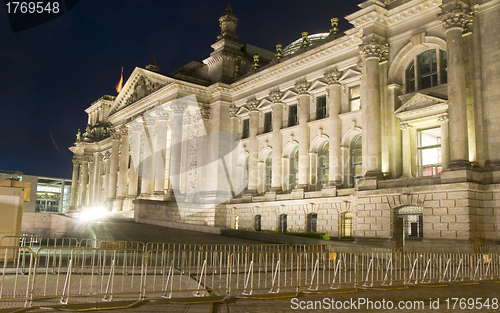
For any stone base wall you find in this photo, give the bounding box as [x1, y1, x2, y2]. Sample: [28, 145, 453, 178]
[134, 199, 216, 226]
[21, 212, 76, 236]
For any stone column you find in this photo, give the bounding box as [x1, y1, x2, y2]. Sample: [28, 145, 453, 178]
[69, 157, 80, 208]
[170, 101, 187, 192]
[78, 156, 90, 207]
[246, 99, 260, 194]
[325, 70, 343, 186]
[115, 127, 129, 210]
[101, 152, 111, 205]
[140, 118, 156, 196]
[154, 111, 169, 195]
[439, 2, 473, 168]
[400, 123, 413, 177]
[108, 131, 121, 203]
[296, 81, 311, 190]
[87, 155, 94, 206]
[360, 40, 387, 178]
[89, 152, 99, 206]
[229, 105, 240, 192]
[439, 114, 450, 170]
[270, 90, 284, 191]
[126, 123, 141, 208]
[94, 153, 102, 205]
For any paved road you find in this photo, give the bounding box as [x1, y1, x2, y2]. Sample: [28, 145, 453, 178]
[83, 217, 265, 245]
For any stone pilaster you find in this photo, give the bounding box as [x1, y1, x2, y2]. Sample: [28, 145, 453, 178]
[108, 131, 121, 205]
[90, 151, 100, 206]
[325, 70, 343, 186]
[296, 80, 311, 190]
[78, 156, 90, 207]
[140, 117, 156, 196]
[246, 98, 260, 194]
[270, 90, 284, 191]
[102, 152, 111, 205]
[360, 40, 388, 180]
[400, 123, 413, 177]
[438, 1, 473, 169]
[126, 122, 141, 210]
[438, 114, 450, 171]
[69, 157, 81, 208]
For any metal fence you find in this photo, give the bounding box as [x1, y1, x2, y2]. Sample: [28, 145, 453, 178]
[1, 236, 499, 310]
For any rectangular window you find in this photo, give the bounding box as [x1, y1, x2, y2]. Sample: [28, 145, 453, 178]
[264, 111, 272, 133]
[418, 127, 442, 176]
[340, 212, 353, 238]
[288, 104, 298, 127]
[418, 50, 438, 89]
[349, 86, 361, 111]
[242, 118, 249, 139]
[316, 95, 327, 119]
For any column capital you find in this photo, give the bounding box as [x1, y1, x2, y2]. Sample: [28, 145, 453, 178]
[295, 80, 311, 95]
[110, 130, 121, 140]
[245, 98, 260, 111]
[143, 116, 156, 126]
[129, 122, 142, 132]
[360, 40, 389, 61]
[269, 89, 284, 103]
[72, 157, 83, 165]
[82, 155, 93, 162]
[400, 122, 413, 130]
[324, 69, 343, 85]
[200, 105, 210, 120]
[229, 104, 239, 118]
[103, 151, 111, 161]
[156, 110, 170, 121]
[170, 101, 188, 115]
[438, 113, 449, 122]
[438, 1, 473, 31]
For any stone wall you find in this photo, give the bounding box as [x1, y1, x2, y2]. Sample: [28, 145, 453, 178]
[21, 212, 76, 236]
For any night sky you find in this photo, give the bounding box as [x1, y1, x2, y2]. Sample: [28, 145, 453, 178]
[0, 0, 360, 179]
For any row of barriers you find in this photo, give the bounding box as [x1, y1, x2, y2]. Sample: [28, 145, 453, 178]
[1, 242, 499, 309]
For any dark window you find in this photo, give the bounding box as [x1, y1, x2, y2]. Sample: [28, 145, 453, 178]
[288, 104, 298, 127]
[264, 112, 272, 133]
[265, 152, 272, 192]
[316, 95, 327, 120]
[317, 141, 329, 190]
[306, 213, 318, 232]
[278, 214, 287, 232]
[255, 215, 262, 231]
[243, 157, 249, 191]
[418, 50, 438, 89]
[289, 147, 299, 191]
[406, 60, 416, 93]
[351, 134, 362, 187]
[242, 118, 250, 139]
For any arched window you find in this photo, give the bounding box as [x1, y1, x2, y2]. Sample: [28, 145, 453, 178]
[317, 141, 329, 190]
[278, 214, 287, 232]
[306, 213, 318, 232]
[405, 49, 447, 93]
[265, 152, 272, 192]
[397, 206, 423, 240]
[243, 157, 249, 191]
[254, 214, 262, 231]
[351, 134, 362, 187]
[289, 147, 299, 191]
[340, 211, 353, 238]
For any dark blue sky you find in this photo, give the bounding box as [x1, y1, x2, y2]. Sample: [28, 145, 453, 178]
[0, 0, 360, 179]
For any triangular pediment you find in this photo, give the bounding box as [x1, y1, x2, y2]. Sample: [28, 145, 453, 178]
[308, 80, 327, 92]
[395, 93, 448, 115]
[258, 98, 271, 109]
[281, 90, 298, 102]
[108, 68, 173, 116]
[339, 68, 361, 82]
[236, 105, 248, 115]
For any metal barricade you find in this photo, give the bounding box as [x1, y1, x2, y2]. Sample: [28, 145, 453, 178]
[31, 247, 144, 305]
[247, 244, 292, 253]
[201, 244, 247, 255]
[404, 252, 441, 285]
[0, 246, 34, 308]
[357, 251, 405, 287]
[299, 251, 356, 292]
[143, 249, 230, 299]
[145, 242, 201, 252]
[229, 251, 300, 297]
[79, 239, 145, 251]
[439, 252, 473, 282]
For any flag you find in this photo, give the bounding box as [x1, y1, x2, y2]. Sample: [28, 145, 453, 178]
[115, 67, 123, 93]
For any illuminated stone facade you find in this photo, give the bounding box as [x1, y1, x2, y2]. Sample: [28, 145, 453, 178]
[70, 0, 500, 245]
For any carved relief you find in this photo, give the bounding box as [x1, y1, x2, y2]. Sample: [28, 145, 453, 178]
[124, 75, 162, 107]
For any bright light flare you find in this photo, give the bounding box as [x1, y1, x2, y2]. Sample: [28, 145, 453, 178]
[76, 206, 108, 223]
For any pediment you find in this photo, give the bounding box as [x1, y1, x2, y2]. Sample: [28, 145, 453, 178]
[258, 98, 271, 109]
[395, 93, 448, 115]
[281, 90, 298, 102]
[308, 80, 327, 92]
[339, 68, 361, 83]
[108, 68, 173, 116]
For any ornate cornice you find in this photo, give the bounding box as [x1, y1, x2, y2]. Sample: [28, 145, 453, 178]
[324, 69, 343, 85]
[360, 40, 389, 60]
[269, 89, 284, 103]
[438, 1, 473, 31]
[295, 80, 311, 95]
